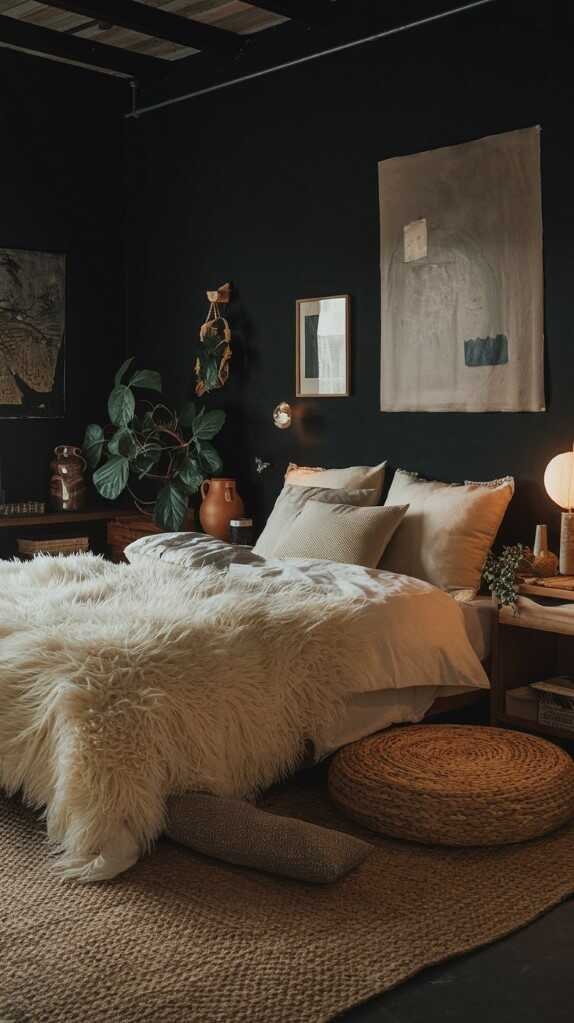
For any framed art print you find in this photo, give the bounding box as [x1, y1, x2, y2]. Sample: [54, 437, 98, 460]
[296, 294, 350, 397]
[0, 247, 66, 418]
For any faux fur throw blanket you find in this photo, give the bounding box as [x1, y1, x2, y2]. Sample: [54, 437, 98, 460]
[0, 554, 382, 881]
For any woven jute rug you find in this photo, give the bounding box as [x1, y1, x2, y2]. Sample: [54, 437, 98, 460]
[1, 776, 574, 1023]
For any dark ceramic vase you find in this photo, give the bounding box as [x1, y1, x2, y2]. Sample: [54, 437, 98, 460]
[49, 445, 88, 512]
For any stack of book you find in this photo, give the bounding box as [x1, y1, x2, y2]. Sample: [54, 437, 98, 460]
[506, 676, 574, 732]
[531, 676, 574, 732]
[0, 500, 46, 517]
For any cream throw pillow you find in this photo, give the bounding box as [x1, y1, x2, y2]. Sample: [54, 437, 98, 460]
[285, 461, 386, 504]
[271, 501, 408, 568]
[380, 470, 515, 597]
[253, 483, 375, 558]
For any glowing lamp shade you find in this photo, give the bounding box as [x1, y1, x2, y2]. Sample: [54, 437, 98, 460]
[544, 452, 574, 512]
[544, 450, 574, 574]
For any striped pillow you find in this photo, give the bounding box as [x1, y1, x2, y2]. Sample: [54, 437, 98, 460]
[271, 501, 408, 568]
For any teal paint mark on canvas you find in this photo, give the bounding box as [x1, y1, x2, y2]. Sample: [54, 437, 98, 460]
[464, 334, 508, 367]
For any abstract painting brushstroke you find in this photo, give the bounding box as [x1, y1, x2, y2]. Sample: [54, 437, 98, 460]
[0, 248, 66, 418]
[464, 335, 509, 367]
[379, 127, 544, 411]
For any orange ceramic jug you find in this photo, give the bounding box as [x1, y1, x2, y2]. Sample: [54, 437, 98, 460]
[199, 478, 244, 542]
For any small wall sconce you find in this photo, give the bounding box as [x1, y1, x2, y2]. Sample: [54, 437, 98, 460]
[273, 402, 292, 430]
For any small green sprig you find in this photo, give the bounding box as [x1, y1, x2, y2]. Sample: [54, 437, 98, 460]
[482, 543, 528, 612]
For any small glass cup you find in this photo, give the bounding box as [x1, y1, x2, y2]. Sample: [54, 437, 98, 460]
[229, 518, 254, 546]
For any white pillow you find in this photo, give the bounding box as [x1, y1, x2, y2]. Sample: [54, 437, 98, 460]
[271, 501, 408, 569]
[284, 461, 386, 504]
[253, 484, 376, 558]
[380, 470, 514, 598]
[125, 532, 265, 570]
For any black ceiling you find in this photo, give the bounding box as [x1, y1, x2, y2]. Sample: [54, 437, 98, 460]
[0, 0, 535, 115]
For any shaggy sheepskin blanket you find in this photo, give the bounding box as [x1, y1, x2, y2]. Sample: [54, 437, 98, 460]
[0, 554, 385, 881]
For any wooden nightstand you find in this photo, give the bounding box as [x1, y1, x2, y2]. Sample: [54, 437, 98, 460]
[107, 515, 167, 563]
[491, 589, 574, 743]
[107, 512, 195, 562]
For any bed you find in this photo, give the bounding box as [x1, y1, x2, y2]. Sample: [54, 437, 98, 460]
[0, 539, 490, 881]
[220, 556, 493, 758]
[0, 462, 510, 881]
[318, 595, 493, 756]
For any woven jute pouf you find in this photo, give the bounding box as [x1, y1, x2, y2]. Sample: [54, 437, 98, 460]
[329, 724, 574, 846]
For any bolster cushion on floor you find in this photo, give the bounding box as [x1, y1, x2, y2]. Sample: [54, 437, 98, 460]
[165, 792, 373, 883]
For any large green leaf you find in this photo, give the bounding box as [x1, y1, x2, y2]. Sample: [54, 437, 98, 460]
[93, 455, 130, 501]
[108, 428, 137, 459]
[193, 409, 226, 441]
[128, 369, 162, 393]
[82, 423, 104, 469]
[177, 456, 203, 493]
[108, 385, 135, 427]
[114, 357, 134, 387]
[134, 445, 162, 479]
[179, 401, 197, 428]
[141, 410, 158, 433]
[198, 441, 223, 474]
[154, 482, 188, 532]
[196, 352, 220, 393]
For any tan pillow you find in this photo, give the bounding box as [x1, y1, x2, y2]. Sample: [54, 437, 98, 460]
[253, 483, 376, 558]
[380, 470, 514, 597]
[285, 461, 386, 503]
[166, 793, 372, 884]
[272, 501, 408, 568]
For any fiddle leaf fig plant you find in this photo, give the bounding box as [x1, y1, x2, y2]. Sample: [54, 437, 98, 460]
[83, 358, 225, 532]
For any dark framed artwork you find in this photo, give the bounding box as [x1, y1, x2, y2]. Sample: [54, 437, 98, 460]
[0, 247, 66, 418]
[296, 295, 350, 397]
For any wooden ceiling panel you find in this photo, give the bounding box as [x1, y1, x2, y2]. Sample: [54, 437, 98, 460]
[0, 0, 287, 72]
[37, 1, 243, 53]
[0, 9, 165, 74]
[75, 22, 197, 61]
[0, 0, 395, 86]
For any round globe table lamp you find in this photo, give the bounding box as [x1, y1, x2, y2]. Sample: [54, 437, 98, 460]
[544, 450, 574, 574]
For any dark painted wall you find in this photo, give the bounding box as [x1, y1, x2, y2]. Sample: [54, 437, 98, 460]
[126, 3, 574, 547]
[0, 50, 127, 503]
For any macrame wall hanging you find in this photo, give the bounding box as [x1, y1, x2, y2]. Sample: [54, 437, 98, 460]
[195, 282, 232, 397]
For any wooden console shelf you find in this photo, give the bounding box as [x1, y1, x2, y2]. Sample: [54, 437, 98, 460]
[0, 508, 135, 560]
[0, 509, 132, 529]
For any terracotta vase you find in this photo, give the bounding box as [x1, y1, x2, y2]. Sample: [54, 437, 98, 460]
[49, 445, 88, 512]
[199, 478, 244, 542]
[532, 523, 558, 577]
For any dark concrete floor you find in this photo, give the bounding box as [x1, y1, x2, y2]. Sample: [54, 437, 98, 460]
[342, 897, 574, 1021]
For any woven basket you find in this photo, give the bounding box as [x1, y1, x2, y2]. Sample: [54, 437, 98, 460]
[17, 536, 90, 558]
[329, 725, 574, 847]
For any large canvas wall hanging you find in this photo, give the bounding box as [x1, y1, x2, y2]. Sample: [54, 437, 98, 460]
[0, 247, 66, 418]
[379, 127, 544, 412]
